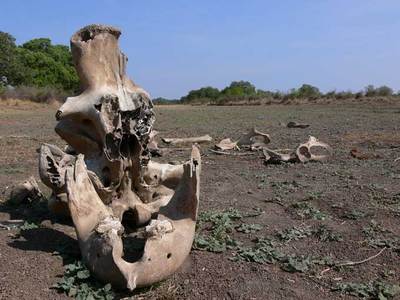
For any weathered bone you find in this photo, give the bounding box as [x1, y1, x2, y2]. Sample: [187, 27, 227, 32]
[263, 149, 297, 164]
[147, 130, 162, 157]
[9, 176, 43, 204]
[38, 24, 202, 290]
[65, 147, 200, 290]
[264, 136, 332, 164]
[215, 127, 270, 151]
[296, 136, 332, 163]
[287, 121, 310, 129]
[162, 134, 212, 145]
[215, 138, 238, 151]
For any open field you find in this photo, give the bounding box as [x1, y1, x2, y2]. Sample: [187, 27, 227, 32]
[1, 102, 400, 299]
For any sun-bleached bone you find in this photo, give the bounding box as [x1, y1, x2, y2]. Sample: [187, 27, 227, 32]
[147, 130, 162, 156]
[9, 177, 43, 204]
[215, 138, 238, 151]
[65, 147, 200, 290]
[296, 136, 332, 163]
[215, 127, 270, 151]
[162, 134, 212, 145]
[264, 136, 332, 164]
[38, 24, 202, 290]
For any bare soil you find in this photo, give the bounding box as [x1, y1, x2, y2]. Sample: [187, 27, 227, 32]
[0, 102, 399, 300]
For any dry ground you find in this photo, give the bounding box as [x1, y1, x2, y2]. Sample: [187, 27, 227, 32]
[0, 102, 400, 299]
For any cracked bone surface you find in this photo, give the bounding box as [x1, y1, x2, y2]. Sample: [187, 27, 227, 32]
[38, 24, 201, 290]
[264, 136, 332, 164]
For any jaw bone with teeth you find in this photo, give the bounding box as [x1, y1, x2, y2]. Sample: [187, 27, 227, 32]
[38, 24, 201, 290]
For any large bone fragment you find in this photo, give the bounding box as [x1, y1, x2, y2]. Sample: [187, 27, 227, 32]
[9, 177, 43, 204]
[215, 127, 270, 151]
[66, 148, 200, 290]
[38, 24, 202, 290]
[264, 136, 332, 164]
[162, 134, 212, 145]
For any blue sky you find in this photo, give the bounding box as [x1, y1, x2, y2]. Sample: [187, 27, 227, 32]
[1, 0, 399, 98]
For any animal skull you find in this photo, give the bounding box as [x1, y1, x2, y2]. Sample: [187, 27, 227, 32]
[264, 136, 332, 164]
[38, 24, 201, 290]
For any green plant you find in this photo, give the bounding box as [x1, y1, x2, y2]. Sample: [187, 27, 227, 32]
[19, 221, 39, 231]
[235, 223, 262, 234]
[291, 202, 328, 220]
[343, 209, 368, 220]
[281, 255, 312, 273]
[276, 226, 313, 242]
[233, 238, 285, 264]
[53, 261, 115, 300]
[194, 209, 242, 253]
[314, 225, 343, 242]
[332, 280, 400, 299]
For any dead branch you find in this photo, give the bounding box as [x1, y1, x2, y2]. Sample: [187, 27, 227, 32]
[319, 247, 386, 277]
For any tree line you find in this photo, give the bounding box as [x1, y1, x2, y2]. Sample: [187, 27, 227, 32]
[1, 31, 397, 105]
[153, 81, 398, 105]
[0, 31, 79, 102]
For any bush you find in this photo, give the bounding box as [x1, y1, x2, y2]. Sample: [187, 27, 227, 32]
[0, 85, 67, 103]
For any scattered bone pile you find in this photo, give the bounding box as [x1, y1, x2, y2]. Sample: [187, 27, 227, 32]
[150, 125, 332, 164]
[37, 25, 202, 291]
[213, 126, 332, 164]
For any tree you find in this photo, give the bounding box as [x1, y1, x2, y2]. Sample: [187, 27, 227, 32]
[0, 31, 25, 85]
[181, 86, 220, 103]
[221, 81, 256, 96]
[365, 85, 376, 97]
[375, 85, 393, 97]
[19, 38, 79, 91]
[296, 84, 320, 99]
[0, 32, 79, 92]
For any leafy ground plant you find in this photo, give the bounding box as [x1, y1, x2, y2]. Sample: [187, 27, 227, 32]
[342, 209, 369, 220]
[276, 226, 313, 242]
[194, 208, 242, 252]
[235, 223, 262, 234]
[332, 280, 400, 299]
[53, 261, 115, 300]
[313, 225, 343, 242]
[291, 202, 329, 220]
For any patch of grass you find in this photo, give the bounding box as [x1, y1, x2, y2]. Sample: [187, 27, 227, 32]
[271, 180, 303, 195]
[314, 225, 343, 242]
[276, 225, 342, 243]
[343, 209, 368, 220]
[53, 261, 115, 300]
[19, 221, 39, 231]
[332, 280, 400, 299]
[281, 255, 313, 273]
[233, 237, 285, 264]
[306, 191, 323, 201]
[276, 226, 313, 242]
[256, 174, 269, 189]
[362, 220, 399, 249]
[291, 202, 329, 220]
[234, 238, 334, 274]
[194, 208, 242, 253]
[235, 223, 262, 234]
